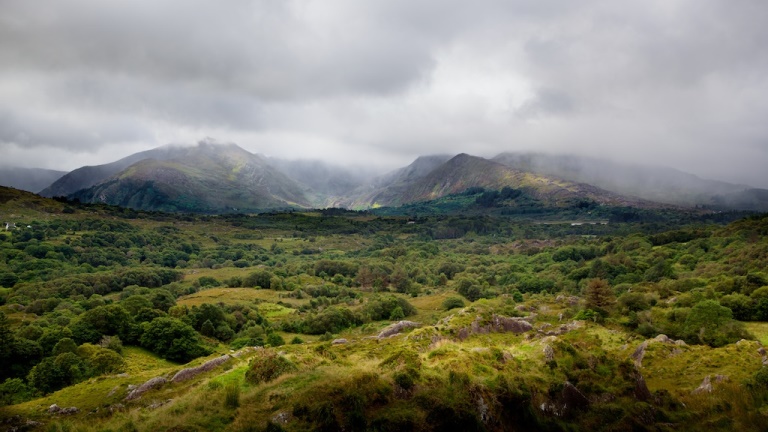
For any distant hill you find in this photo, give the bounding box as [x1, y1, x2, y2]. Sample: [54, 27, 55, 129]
[39, 146, 190, 198]
[0, 167, 65, 193]
[492, 152, 768, 211]
[69, 142, 311, 213]
[343, 154, 651, 209]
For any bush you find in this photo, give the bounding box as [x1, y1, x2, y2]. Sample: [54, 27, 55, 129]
[245, 351, 297, 384]
[267, 333, 286, 347]
[140, 317, 209, 362]
[442, 297, 465, 311]
[363, 296, 416, 321]
[305, 307, 362, 335]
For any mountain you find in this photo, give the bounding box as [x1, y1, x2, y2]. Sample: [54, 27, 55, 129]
[492, 152, 768, 211]
[39, 146, 187, 198]
[0, 167, 66, 193]
[345, 154, 650, 209]
[68, 142, 311, 213]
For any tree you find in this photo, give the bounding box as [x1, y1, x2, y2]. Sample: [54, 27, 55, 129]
[140, 317, 208, 362]
[683, 300, 748, 347]
[585, 278, 615, 311]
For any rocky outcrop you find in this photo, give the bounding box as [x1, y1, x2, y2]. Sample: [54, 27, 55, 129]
[562, 381, 590, 411]
[539, 320, 584, 337]
[457, 314, 533, 340]
[332, 338, 348, 345]
[125, 377, 167, 401]
[543, 345, 555, 362]
[378, 321, 420, 339]
[48, 404, 79, 415]
[171, 355, 231, 383]
[692, 375, 729, 395]
[631, 341, 649, 367]
[633, 370, 653, 401]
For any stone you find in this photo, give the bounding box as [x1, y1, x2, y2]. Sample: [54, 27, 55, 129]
[377, 321, 420, 339]
[543, 345, 555, 362]
[48, 404, 61, 414]
[332, 338, 348, 345]
[171, 355, 231, 383]
[125, 377, 167, 401]
[653, 334, 671, 343]
[633, 370, 653, 402]
[692, 375, 712, 394]
[492, 315, 533, 333]
[631, 341, 649, 368]
[561, 381, 589, 411]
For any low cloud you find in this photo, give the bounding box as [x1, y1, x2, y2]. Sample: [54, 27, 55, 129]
[0, 0, 766, 186]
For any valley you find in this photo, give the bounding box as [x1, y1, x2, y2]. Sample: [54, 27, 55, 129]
[1, 184, 768, 430]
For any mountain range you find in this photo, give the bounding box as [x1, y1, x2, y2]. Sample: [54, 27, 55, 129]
[1, 140, 766, 213]
[0, 166, 65, 194]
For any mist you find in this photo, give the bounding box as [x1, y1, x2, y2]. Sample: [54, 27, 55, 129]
[1, 1, 767, 187]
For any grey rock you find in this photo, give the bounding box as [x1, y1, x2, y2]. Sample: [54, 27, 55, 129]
[125, 376, 167, 401]
[171, 355, 231, 383]
[631, 341, 649, 368]
[692, 375, 712, 394]
[332, 338, 348, 345]
[543, 345, 555, 362]
[48, 404, 60, 414]
[377, 321, 420, 339]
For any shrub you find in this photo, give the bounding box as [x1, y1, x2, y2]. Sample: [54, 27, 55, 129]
[442, 297, 465, 311]
[267, 333, 286, 347]
[140, 317, 209, 362]
[245, 351, 297, 384]
[363, 296, 416, 321]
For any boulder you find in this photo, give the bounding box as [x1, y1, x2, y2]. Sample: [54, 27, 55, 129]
[561, 381, 589, 411]
[125, 376, 167, 401]
[332, 338, 348, 345]
[633, 370, 653, 401]
[692, 375, 712, 394]
[543, 345, 555, 362]
[631, 341, 649, 368]
[492, 315, 533, 333]
[48, 404, 60, 414]
[171, 355, 231, 383]
[377, 321, 420, 339]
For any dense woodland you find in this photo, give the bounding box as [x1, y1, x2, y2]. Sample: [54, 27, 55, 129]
[2, 189, 768, 430]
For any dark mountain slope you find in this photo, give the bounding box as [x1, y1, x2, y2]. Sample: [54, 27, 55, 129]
[0, 167, 66, 193]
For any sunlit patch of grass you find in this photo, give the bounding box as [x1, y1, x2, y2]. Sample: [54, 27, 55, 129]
[744, 322, 768, 346]
[122, 346, 179, 374]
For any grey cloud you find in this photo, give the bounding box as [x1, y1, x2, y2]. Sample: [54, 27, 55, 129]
[0, 0, 767, 187]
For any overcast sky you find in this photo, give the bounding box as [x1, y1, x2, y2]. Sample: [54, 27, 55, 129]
[1, 0, 767, 186]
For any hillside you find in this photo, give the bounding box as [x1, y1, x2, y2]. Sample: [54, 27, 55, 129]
[0, 167, 65, 194]
[68, 142, 311, 213]
[493, 152, 768, 211]
[1, 194, 768, 430]
[350, 154, 653, 209]
[39, 146, 190, 198]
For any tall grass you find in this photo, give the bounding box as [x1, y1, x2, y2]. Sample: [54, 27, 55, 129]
[225, 380, 241, 409]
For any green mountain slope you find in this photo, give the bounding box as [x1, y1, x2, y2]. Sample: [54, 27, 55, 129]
[69, 142, 311, 213]
[493, 152, 768, 211]
[352, 154, 655, 209]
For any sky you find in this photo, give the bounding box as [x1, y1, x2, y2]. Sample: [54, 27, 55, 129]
[1, 0, 767, 187]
